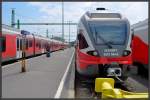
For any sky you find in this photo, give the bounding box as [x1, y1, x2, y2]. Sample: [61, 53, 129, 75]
[2, 2, 148, 42]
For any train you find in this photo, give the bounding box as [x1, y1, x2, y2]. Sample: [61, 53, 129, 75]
[1, 24, 68, 62]
[131, 19, 148, 76]
[75, 8, 133, 81]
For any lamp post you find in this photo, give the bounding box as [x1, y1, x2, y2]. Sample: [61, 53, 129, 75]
[11, 8, 15, 28]
[62, 1, 64, 42]
[68, 21, 72, 44]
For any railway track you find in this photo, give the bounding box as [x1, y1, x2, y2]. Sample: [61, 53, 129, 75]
[75, 72, 148, 99]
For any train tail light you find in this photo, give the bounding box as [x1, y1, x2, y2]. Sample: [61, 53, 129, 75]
[122, 50, 131, 56]
[87, 50, 99, 56]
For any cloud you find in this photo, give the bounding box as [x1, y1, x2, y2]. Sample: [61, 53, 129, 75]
[25, 2, 148, 41]
[88, 2, 148, 24]
[123, 2, 148, 24]
[28, 2, 62, 22]
[28, 2, 148, 24]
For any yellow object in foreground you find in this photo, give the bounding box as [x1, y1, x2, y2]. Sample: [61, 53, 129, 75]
[95, 78, 148, 99]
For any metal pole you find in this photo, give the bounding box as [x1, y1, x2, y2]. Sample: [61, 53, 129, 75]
[13, 22, 77, 25]
[61, 1, 65, 50]
[69, 21, 70, 43]
[11, 9, 15, 27]
[46, 29, 49, 38]
[62, 1, 64, 42]
[17, 19, 20, 29]
[52, 34, 53, 50]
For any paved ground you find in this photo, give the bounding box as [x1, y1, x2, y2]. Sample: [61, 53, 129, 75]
[2, 48, 74, 98]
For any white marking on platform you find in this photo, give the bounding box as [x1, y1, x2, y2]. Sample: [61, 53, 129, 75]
[54, 50, 75, 98]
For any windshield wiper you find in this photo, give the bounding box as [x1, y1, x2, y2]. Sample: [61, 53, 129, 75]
[94, 28, 112, 48]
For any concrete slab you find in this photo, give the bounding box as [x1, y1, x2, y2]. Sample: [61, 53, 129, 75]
[2, 48, 74, 98]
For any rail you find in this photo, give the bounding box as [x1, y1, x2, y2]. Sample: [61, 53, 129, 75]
[95, 78, 148, 99]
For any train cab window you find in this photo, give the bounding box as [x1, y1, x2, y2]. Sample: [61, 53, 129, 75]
[77, 33, 88, 49]
[1, 36, 6, 52]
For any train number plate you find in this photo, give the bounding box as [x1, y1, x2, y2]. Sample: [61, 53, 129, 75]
[104, 49, 119, 56]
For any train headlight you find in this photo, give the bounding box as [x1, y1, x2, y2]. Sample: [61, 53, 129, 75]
[87, 50, 99, 56]
[123, 50, 131, 56]
[93, 51, 98, 56]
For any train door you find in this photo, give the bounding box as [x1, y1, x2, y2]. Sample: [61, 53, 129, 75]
[16, 38, 22, 59]
[41, 41, 44, 53]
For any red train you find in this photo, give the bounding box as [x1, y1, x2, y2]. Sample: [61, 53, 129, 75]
[75, 8, 132, 81]
[1, 24, 68, 62]
[131, 19, 148, 75]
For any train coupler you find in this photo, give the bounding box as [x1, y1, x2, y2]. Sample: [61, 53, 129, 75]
[95, 78, 148, 99]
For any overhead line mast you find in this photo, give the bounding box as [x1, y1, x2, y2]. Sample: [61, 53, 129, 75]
[11, 8, 15, 28]
[62, 1, 64, 42]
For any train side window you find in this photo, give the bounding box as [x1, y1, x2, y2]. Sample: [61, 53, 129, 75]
[20, 39, 22, 50]
[39, 42, 41, 48]
[26, 39, 28, 49]
[17, 39, 19, 50]
[77, 33, 88, 49]
[38, 41, 40, 48]
[1, 36, 6, 52]
[36, 41, 38, 47]
[29, 40, 32, 47]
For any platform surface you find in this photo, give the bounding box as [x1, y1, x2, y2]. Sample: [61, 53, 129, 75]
[2, 48, 74, 98]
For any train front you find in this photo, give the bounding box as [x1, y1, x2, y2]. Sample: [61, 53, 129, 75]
[76, 9, 132, 80]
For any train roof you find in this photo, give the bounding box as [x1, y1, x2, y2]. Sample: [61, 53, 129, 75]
[51, 39, 64, 44]
[34, 35, 64, 44]
[2, 24, 66, 44]
[84, 9, 125, 20]
[131, 19, 148, 29]
[2, 24, 21, 34]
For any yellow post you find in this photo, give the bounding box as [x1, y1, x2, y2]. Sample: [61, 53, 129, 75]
[21, 36, 26, 72]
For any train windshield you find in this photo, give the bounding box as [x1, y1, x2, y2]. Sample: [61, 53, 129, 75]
[89, 21, 127, 45]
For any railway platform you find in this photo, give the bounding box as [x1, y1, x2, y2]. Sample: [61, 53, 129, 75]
[2, 48, 75, 98]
